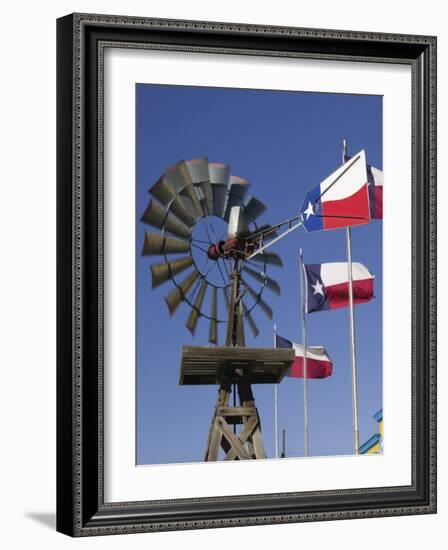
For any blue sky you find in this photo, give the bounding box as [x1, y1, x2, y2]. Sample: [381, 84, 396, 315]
[136, 84, 382, 464]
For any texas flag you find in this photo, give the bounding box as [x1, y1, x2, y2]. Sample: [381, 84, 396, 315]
[344, 153, 383, 219]
[300, 150, 370, 232]
[275, 335, 333, 379]
[304, 262, 374, 313]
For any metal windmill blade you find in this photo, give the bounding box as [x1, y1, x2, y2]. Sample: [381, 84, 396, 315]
[186, 280, 208, 335]
[207, 287, 218, 344]
[222, 286, 230, 311]
[142, 232, 191, 256]
[149, 176, 196, 226]
[242, 280, 274, 320]
[185, 157, 214, 216]
[241, 300, 260, 338]
[242, 266, 281, 295]
[151, 256, 194, 288]
[164, 269, 201, 315]
[141, 199, 192, 240]
[243, 195, 267, 221]
[248, 251, 283, 267]
[164, 161, 204, 219]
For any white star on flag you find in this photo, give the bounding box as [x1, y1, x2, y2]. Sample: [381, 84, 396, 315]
[311, 279, 324, 296]
[303, 201, 314, 220]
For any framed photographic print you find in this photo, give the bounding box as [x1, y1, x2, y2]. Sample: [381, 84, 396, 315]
[56, 13, 437, 536]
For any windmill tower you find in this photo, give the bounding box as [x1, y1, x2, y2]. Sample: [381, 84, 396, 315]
[141, 158, 295, 461]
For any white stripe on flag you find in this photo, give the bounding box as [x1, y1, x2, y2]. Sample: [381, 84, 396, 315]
[371, 165, 383, 188]
[320, 150, 367, 202]
[320, 262, 374, 287]
[291, 342, 331, 362]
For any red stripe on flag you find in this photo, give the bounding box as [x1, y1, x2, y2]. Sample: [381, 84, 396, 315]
[373, 185, 383, 219]
[326, 277, 374, 310]
[288, 356, 333, 379]
[321, 183, 370, 229]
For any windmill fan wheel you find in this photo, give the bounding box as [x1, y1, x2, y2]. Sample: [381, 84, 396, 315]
[140, 157, 284, 345]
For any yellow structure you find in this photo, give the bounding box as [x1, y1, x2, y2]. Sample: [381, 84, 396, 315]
[359, 409, 383, 454]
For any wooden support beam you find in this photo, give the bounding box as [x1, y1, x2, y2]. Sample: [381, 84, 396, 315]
[224, 416, 258, 461]
[217, 406, 257, 417]
[251, 423, 266, 459]
[205, 418, 222, 461]
[218, 419, 251, 460]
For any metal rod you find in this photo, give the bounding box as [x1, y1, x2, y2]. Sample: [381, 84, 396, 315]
[246, 220, 303, 261]
[281, 429, 286, 458]
[274, 323, 279, 459]
[343, 139, 360, 455]
[247, 214, 302, 241]
[299, 248, 309, 457]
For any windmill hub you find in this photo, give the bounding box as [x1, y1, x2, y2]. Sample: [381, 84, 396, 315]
[206, 237, 255, 261]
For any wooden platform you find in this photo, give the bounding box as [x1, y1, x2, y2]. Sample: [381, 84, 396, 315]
[179, 346, 295, 385]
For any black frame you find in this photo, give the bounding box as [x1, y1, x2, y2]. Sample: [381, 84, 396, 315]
[57, 13, 437, 536]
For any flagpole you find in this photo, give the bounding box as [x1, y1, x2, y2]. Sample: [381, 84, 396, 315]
[281, 429, 286, 458]
[273, 323, 279, 459]
[342, 139, 360, 454]
[299, 248, 309, 457]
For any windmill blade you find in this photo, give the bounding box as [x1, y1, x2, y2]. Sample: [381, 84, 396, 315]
[150, 176, 196, 226]
[164, 161, 203, 218]
[142, 232, 190, 256]
[194, 183, 213, 218]
[242, 267, 281, 295]
[197, 183, 214, 216]
[186, 280, 208, 335]
[222, 286, 230, 312]
[248, 251, 283, 267]
[209, 286, 218, 344]
[151, 256, 193, 288]
[141, 200, 192, 240]
[164, 269, 200, 315]
[209, 162, 230, 217]
[243, 281, 273, 320]
[185, 158, 214, 216]
[242, 301, 260, 338]
[243, 196, 266, 221]
[185, 157, 209, 183]
[224, 175, 250, 221]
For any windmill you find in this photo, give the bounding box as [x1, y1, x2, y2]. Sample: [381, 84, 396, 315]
[141, 157, 297, 461]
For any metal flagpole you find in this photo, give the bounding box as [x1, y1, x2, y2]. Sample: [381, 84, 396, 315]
[299, 248, 309, 457]
[281, 429, 286, 458]
[273, 323, 279, 459]
[342, 139, 360, 454]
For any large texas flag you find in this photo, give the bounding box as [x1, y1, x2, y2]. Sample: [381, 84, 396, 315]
[275, 335, 333, 379]
[300, 150, 370, 232]
[304, 262, 374, 313]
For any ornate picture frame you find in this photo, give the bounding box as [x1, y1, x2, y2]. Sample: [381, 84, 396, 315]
[57, 13, 436, 536]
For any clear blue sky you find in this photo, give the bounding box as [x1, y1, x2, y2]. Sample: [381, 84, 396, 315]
[136, 83, 382, 464]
